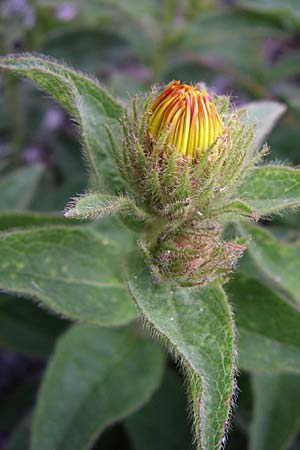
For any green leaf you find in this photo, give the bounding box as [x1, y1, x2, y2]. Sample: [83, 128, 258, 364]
[41, 29, 132, 72]
[0, 54, 123, 190]
[32, 325, 164, 450]
[126, 369, 193, 450]
[128, 256, 235, 450]
[94, 215, 137, 252]
[28, 171, 87, 213]
[250, 373, 300, 450]
[268, 50, 300, 82]
[0, 211, 77, 231]
[183, 9, 279, 68]
[242, 101, 286, 150]
[240, 165, 300, 216]
[38, 0, 159, 64]
[0, 165, 44, 210]
[182, 8, 281, 91]
[236, 0, 300, 28]
[0, 227, 137, 326]
[273, 82, 300, 114]
[0, 294, 67, 357]
[227, 275, 300, 373]
[240, 223, 300, 307]
[65, 192, 147, 223]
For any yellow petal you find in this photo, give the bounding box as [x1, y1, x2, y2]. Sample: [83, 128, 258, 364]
[149, 81, 223, 158]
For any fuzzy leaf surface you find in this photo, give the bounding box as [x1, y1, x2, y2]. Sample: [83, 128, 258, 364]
[250, 373, 300, 450]
[32, 325, 164, 450]
[0, 54, 123, 190]
[128, 256, 235, 450]
[228, 275, 300, 373]
[0, 227, 137, 326]
[240, 165, 300, 216]
[240, 223, 300, 307]
[65, 192, 146, 223]
[65, 193, 123, 219]
[242, 101, 286, 149]
[0, 165, 44, 210]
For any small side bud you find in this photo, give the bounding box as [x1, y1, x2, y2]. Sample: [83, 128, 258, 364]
[149, 221, 246, 287]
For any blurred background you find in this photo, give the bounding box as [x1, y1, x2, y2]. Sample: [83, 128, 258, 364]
[1, 1, 300, 449]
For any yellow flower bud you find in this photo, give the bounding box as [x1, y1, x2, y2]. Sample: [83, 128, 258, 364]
[149, 80, 223, 158]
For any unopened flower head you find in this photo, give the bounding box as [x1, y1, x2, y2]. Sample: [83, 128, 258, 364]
[105, 80, 261, 286]
[148, 80, 223, 158]
[111, 79, 258, 227]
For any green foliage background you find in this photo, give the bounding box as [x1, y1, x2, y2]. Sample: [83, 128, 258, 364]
[1, 1, 300, 449]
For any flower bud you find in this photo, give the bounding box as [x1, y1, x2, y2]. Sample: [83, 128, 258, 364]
[109, 80, 260, 227]
[105, 81, 263, 286]
[149, 80, 223, 158]
[149, 221, 246, 287]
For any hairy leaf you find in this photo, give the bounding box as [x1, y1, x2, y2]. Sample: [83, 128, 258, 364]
[0, 54, 123, 190]
[32, 325, 164, 450]
[128, 256, 235, 450]
[0, 227, 137, 326]
[240, 223, 300, 307]
[228, 275, 300, 373]
[250, 373, 300, 450]
[0, 165, 44, 210]
[240, 165, 300, 216]
[94, 215, 137, 252]
[65, 192, 147, 223]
